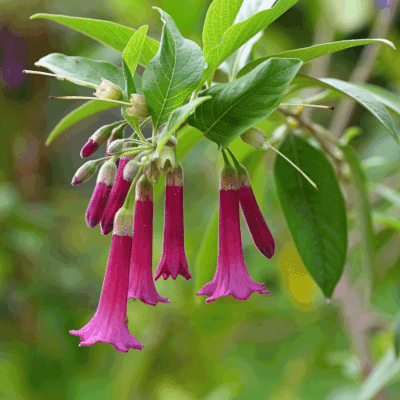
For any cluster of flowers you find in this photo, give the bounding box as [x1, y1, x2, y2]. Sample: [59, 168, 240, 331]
[66, 79, 275, 353]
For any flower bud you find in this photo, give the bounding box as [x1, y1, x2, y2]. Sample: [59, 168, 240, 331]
[81, 123, 115, 158]
[143, 161, 160, 185]
[94, 78, 123, 101]
[107, 139, 125, 155]
[106, 124, 126, 156]
[123, 159, 140, 182]
[240, 127, 267, 149]
[156, 147, 176, 175]
[97, 159, 118, 186]
[113, 207, 133, 237]
[72, 160, 98, 186]
[126, 94, 150, 119]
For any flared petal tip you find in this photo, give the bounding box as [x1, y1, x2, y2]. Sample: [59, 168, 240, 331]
[130, 295, 170, 306]
[154, 262, 192, 281]
[197, 286, 269, 303]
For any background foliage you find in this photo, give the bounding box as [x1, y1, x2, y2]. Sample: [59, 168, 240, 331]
[1, 0, 400, 399]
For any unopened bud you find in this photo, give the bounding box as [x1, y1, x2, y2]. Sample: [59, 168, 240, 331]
[81, 123, 115, 158]
[72, 160, 98, 186]
[156, 147, 176, 175]
[97, 159, 118, 186]
[106, 123, 126, 155]
[143, 160, 160, 185]
[136, 175, 153, 202]
[94, 78, 123, 100]
[126, 94, 151, 119]
[113, 207, 133, 237]
[220, 164, 237, 191]
[123, 159, 140, 182]
[107, 139, 125, 154]
[240, 127, 267, 149]
[287, 116, 299, 129]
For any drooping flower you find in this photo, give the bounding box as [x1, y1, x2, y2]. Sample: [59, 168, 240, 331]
[81, 123, 115, 158]
[237, 164, 275, 259]
[197, 164, 268, 303]
[100, 156, 132, 235]
[70, 208, 144, 353]
[155, 163, 191, 280]
[94, 78, 123, 101]
[86, 159, 117, 228]
[128, 176, 169, 306]
[71, 160, 98, 186]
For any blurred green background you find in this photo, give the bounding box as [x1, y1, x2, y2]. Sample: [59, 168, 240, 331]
[1, 0, 400, 399]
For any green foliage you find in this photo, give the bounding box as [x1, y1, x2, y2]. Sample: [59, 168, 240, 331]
[394, 312, 400, 358]
[123, 26, 149, 78]
[30, 14, 159, 65]
[237, 39, 395, 78]
[274, 134, 348, 298]
[45, 101, 118, 145]
[142, 8, 205, 131]
[189, 58, 302, 149]
[362, 84, 400, 119]
[35, 53, 125, 88]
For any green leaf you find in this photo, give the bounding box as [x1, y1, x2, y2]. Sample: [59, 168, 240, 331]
[361, 84, 400, 119]
[30, 14, 159, 66]
[394, 312, 400, 358]
[237, 39, 395, 78]
[45, 100, 118, 145]
[189, 58, 302, 149]
[142, 8, 205, 131]
[373, 212, 400, 231]
[291, 74, 400, 144]
[373, 184, 400, 209]
[274, 133, 347, 298]
[123, 26, 148, 79]
[156, 97, 211, 153]
[121, 60, 140, 134]
[202, 0, 299, 82]
[35, 53, 124, 89]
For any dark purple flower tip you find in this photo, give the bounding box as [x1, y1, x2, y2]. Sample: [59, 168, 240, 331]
[100, 157, 132, 235]
[155, 164, 191, 281]
[80, 139, 99, 158]
[71, 177, 80, 186]
[86, 182, 112, 228]
[237, 166, 275, 259]
[70, 232, 144, 353]
[128, 177, 169, 306]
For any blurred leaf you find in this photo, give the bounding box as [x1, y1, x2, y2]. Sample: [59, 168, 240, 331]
[373, 184, 400, 209]
[45, 101, 118, 145]
[142, 8, 205, 130]
[30, 14, 159, 66]
[292, 75, 400, 144]
[189, 58, 302, 149]
[394, 312, 400, 358]
[274, 134, 347, 298]
[202, 0, 299, 83]
[237, 39, 395, 78]
[35, 53, 125, 88]
[361, 84, 400, 119]
[156, 97, 211, 153]
[123, 26, 148, 78]
[373, 212, 400, 231]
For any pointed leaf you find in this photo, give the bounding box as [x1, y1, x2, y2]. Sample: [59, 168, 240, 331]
[30, 14, 159, 66]
[291, 74, 400, 144]
[45, 100, 118, 145]
[274, 134, 347, 298]
[142, 8, 205, 131]
[156, 97, 211, 153]
[202, 0, 299, 82]
[361, 84, 400, 119]
[121, 60, 140, 134]
[237, 39, 395, 78]
[123, 26, 148, 79]
[35, 53, 124, 89]
[189, 58, 302, 149]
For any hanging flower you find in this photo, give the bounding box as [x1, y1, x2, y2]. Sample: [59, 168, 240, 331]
[128, 176, 169, 306]
[197, 164, 269, 303]
[100, 156, 132, 235]
[70, 208, 144, 353]
[237, 164, 275, 259]
[86, 159, 117, 228]
[155, 163, 192, 280]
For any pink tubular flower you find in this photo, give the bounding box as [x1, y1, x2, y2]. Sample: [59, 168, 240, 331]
[155, 163, 192, 281]
[70, 208, 144, 353]
[100, 156, 132, 235]
[86, 159, 117, 228]
[128, 176, 169, 306]
[197, 165, 269, 303]
[237, 165, 275, 259]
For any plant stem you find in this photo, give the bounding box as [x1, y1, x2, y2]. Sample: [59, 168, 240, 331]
[123, 164, 144, 211]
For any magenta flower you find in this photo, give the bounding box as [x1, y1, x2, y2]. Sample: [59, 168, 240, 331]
[86, 160, 117, 228]
[237, 165, 275, 259]
[155, 164, 192, 281]
[197, 165, 269, 303]
[81, 139, 99, 158]
[70, 208, 144, 353]
[100, 156, 132, 235]
[128, 176, 169, 306]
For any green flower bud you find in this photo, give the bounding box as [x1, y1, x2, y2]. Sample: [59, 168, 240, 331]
[107, 139, 125, 155]
[126, 94, 151, 119]
[123, 159, 140, 182]
[156, 146, 176, 175]
[143, 160, 160, 185]
[72, 160, 98, 186]
[240, 127, 267, 149]
[97, 159, 118, 186]
[94, 78, 123, 100]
